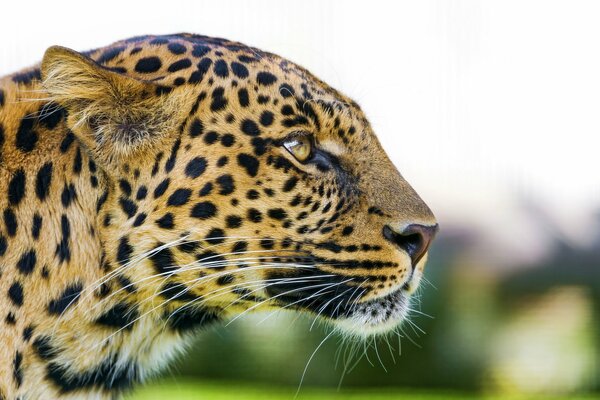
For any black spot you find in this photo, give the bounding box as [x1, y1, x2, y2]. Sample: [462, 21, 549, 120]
[165, 138, 181, 173]
[16, 117, 38, 152]
[56, 215, 71, 262]
[246, 189, 260, 200]
[247, 208, 263, 223]
[17, 250, 36, 275]
[156, 85, 172, 96]
[96, 303, 139, 330]
[14, 351, 23, 387]
[204, 131, 219, 145]
[178, 241, 200, 254]
[199, 182, 213, 197]
[214, 59, 229, 78]
[185, 157, 207, 178]
[119, 197, 138, 218]
[8, 169, 26, 206]
[217, 274, 234, 285]
[231, 62, 249, 78]
[97, 191, 108, 212]
[268, 208, 288, 220]
[73, 148, 82, 174]
[238, 55, 258, 63]
[60, 131, 75, 153]
[117, 237, 133, 265]
[279, 83, 295, 98]
[119, 179, 132, 197]
[6, 312, 16, 325]
[149, 246, 177, 274]
[168, 58, 192, 72]
[260, 238, 275, 249]
[149, 37, 169, 45]
[259, 111, 274, 126]
[153, 178, 171, 198]
[133, 213, 146, 227]
[251, 137, 268, 156]
[283, 176, 298, 192]
[33, 336, 56, 360]
[61, 184, 77, 207]
[8, 282, 24, 307]
[135, 57, 162, 73]
[167, 188, 192, 206]
[0, 235, 7, 256]
[232, 241, 248, 253]
[191, 202, 217, 219]
[45, 354, 139, 393]
[189, 57, 213, 84]
[220, 133, 235, 147]
[0, 89, 4, 107]
[205, 228, 225, 244]
[189, 118, 204, 138]
[237, 153, 259, 177]
[97, 46, 125, 64]
[4, 208, 18, 236]
[12, 69, 41, 85]
[342, 226, 354, 236]
[216, 174, 235, 195]
[257, 71, 277, 86]
[160, 282, 197, 302]
[156, 213, 174, 229]
[47, 283, 83, 315]
[238, 88, 249, 107]
[217, 156, 228, 167]
[168, 42, 187, 55]
[240, 119, 261, 136]
[192, 44, 211, 57]
[35, 162, 53, 200]
[210, 87, 228, 111]
[136, 186, 148, 200]
[110, 66, 128, 75]
[38, 104, 66, 130]
[22, 325, 34, 342]
[226, 215, 242, 229]
[166, 306, 219, 332]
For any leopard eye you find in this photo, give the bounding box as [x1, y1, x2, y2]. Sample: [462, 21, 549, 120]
[283, 135, 312, 162]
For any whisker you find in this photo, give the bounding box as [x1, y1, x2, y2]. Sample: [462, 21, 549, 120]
[295, 328, 335, 398]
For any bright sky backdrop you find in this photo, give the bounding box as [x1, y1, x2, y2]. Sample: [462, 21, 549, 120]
[1, 0, 598, 263]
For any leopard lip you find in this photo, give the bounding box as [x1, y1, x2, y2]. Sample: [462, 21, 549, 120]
[332, 285, 412, 336]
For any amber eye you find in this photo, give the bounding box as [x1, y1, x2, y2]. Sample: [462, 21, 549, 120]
[283, 135, 312, 162]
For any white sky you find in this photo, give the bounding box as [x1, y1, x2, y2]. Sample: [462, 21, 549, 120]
[1, 0, 599, 262]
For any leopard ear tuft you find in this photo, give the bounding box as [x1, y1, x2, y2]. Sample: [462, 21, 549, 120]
[41, 46, 194, 166]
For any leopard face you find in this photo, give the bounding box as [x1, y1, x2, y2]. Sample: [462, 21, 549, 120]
[39, 34, 437, 339]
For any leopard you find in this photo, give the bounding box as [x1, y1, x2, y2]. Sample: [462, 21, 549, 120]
[0, 33, 438, 399]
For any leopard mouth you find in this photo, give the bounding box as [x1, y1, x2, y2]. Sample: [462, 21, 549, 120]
[264, 269, 414, 337]
[332, 285, 411, 337]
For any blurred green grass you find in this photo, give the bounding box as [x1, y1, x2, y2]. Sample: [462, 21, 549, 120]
[126, 380, 596, 400]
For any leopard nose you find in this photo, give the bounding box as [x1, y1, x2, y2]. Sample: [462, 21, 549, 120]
[382, 223, 439, 266]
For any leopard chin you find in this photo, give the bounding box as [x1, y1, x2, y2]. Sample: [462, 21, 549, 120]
[328, 256, 428, 338]
[332, 287, 411, 337]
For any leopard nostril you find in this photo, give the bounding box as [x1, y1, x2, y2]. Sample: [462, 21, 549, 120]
[382, 223, 438, 266]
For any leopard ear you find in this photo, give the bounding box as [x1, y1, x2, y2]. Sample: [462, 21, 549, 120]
[41, 46, 194, 166]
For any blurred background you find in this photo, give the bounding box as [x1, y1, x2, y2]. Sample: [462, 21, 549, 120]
[2, 1, 599, 398]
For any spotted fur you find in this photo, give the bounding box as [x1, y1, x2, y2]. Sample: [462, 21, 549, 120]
[0, 33, 437, 399]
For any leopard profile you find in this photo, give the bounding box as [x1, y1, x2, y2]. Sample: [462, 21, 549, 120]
[0, 34, 437, 399]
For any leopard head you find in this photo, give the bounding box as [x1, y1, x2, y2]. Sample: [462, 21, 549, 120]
[41, 34, 437, 339]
